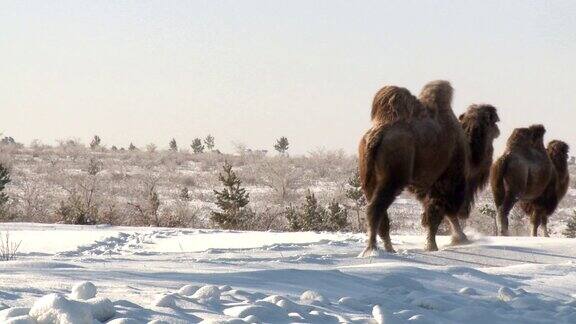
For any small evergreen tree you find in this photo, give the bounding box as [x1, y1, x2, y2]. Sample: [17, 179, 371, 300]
[204, 135, 215, 151]
[128, 143, 137, 151]
[191, 138, 205, 154]
[111, 145, 118, 151]
[146, 143, 157, 153]
[286, 191, 349, 232]
[179, 187, 190, 201]
[169, 138, 178, 151]
[286, 191, 324, 231]
[563, 211, 576, 238]
[148, 190, 161, 226]
[90, 135, 101, 150]
[0, 137, 16, 146]
[274, 137, 290, 155]
[86, 158, 103, 176]
[345, 169, 367, 230]
[0, 163, 10, 208]
[325, 201, 349, 231]
[211, 162, 252, 229]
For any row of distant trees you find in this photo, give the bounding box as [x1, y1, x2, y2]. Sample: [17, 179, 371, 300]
[89, 134, 291, 155]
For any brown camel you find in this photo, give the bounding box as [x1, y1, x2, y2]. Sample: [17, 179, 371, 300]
[491, 125, 569, 236]
[359, 80, 472, 254]
[456, 105, 500, 234]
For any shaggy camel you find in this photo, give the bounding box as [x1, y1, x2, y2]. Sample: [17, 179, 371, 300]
[456, 105, 500, 231]
[491, 126, 569, 236]
[359, 80, 485, 254]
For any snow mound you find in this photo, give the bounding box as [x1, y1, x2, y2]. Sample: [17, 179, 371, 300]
[458, 287, 478, 296]
[152, 293, 176, 308]
[177, 284, 199, 296]
[85, 297, 115, 322]
[223, 305, 289, 322]
[70, 281, 97, 300]
[106, 318, 141, 324]
[0, 307, 31, 321]
[192, 285, 221, 301]
[338, 296, 366, 311]
[29, 294, 93, 324]
[299, 290, 328, 304]
[498, 287, 516, 302]
[4, 315, 37, 324]
[243, 315, 260, 323]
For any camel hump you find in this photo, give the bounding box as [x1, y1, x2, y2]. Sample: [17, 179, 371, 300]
[418, 80, 453, 112]
[371, 86, 423, 124]
[506, 127, 533, 149]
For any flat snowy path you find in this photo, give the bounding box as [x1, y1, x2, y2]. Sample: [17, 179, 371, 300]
[0, 223, 575, 323]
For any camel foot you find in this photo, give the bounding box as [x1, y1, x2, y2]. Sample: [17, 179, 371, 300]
[450, 235, 470, 246]
[424, 242, 439, 252]
[358, 247, 380, 258]
[383, 244, 396, 254]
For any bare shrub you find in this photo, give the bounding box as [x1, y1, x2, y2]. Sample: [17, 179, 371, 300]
[0, 232, 21, 261]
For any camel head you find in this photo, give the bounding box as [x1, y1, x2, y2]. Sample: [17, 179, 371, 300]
[459, 104, 500, 165]
[547, 140, 569, 162]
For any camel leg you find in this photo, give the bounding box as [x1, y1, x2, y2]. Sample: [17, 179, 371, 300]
[378, 210, 395, 253]
[530, 211, 541, 237]
[497, 195, 516, 236]
[541, 215, 550, 237]
[447, 215, 469, 245]
[361, 193, 382, 257]
[361, 183, 399, 256]
[422, 202, 444, 252]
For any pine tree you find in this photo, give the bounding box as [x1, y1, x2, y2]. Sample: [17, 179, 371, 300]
[286, 191, 349, 232]
[191, 138, 205, 154]
[0, 163, 10, 208]
[345, 169, 367, 230]
[286, 191, 324, 231]
[204, 135, 215, 151]
[211, 162, 252, 229]
[325, 201, 349, 231]
[169, 138, 178, 151]
[563, 211, 576, 238]
[129, 143, 137, 151]
[179, 187, 190, 201]
[86, 158, 103, 176]
[274, 136, 289, 155]
[90, 135, 101, 150]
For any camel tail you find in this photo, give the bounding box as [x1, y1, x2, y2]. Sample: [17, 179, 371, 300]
[359, 126, 385, 201]
[490, 155, 509, 207]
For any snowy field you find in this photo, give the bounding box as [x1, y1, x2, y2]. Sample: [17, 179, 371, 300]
[1, 224, 576, 323]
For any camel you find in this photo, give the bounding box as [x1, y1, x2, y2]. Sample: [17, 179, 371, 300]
[359, 80, 494, 254]
[491, 126, 569, 236]
[456, 104, 500, 237]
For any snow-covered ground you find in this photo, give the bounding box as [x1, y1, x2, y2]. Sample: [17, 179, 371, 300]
[1, 223, 576, 323]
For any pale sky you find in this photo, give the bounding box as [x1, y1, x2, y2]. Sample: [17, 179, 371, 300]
[1, 1, 575, 155]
